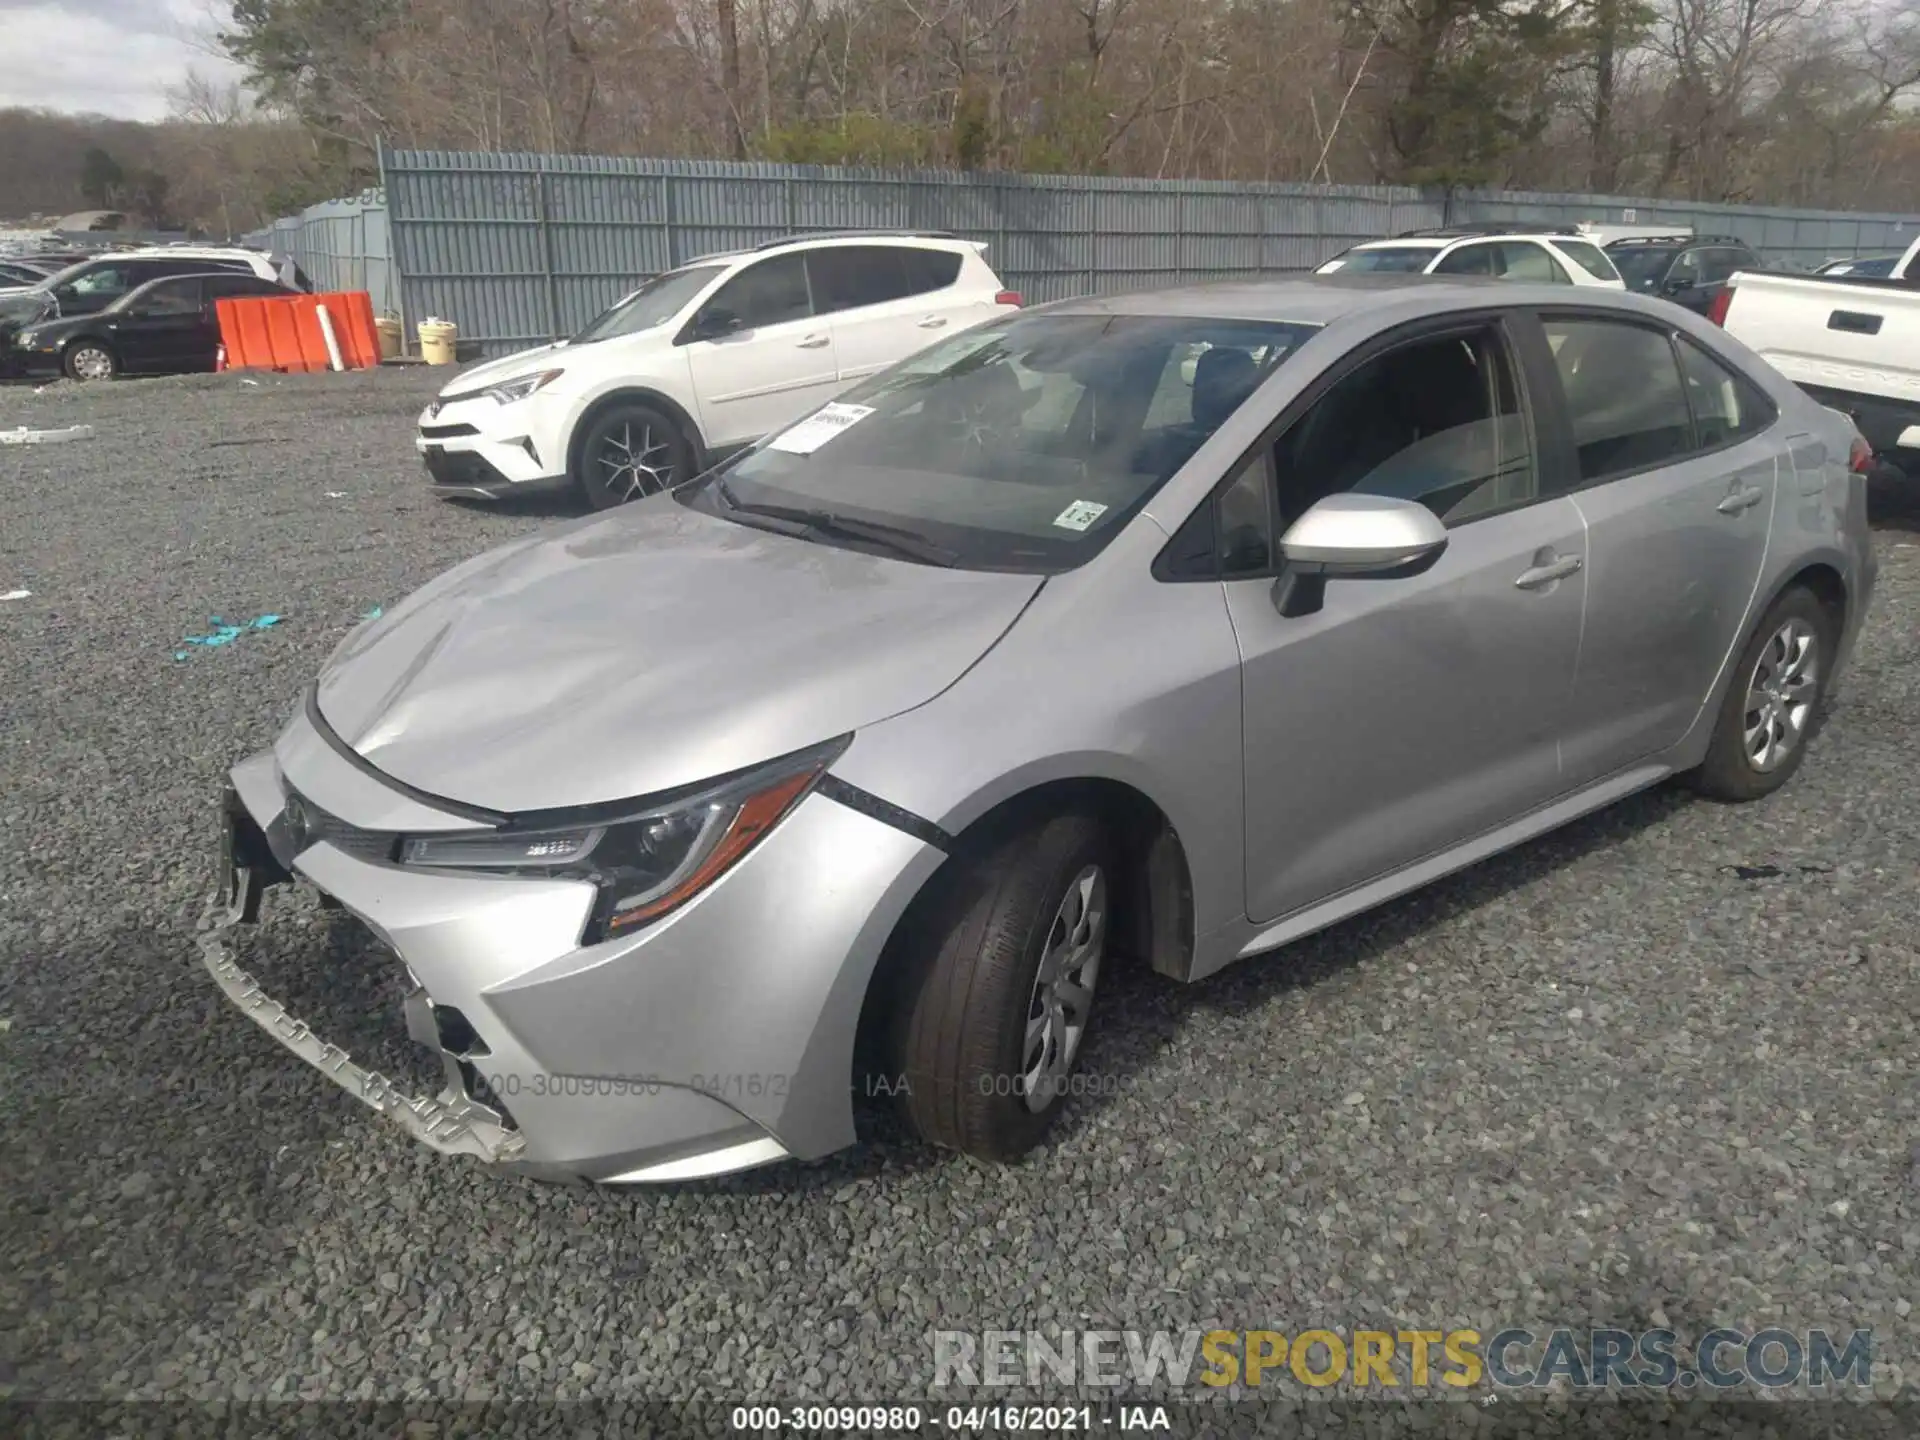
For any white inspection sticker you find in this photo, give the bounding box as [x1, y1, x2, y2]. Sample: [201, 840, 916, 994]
[767, 402, 874, 455]
[1052, 499, 1109, 532]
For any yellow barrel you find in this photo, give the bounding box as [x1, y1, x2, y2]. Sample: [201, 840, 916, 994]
[417, 318, 459, 366]
[374, 315, 403, 361]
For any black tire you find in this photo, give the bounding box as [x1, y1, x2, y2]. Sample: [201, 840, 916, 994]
[62, 340, 117, 382]
[888, 812, 1116, 1161]
[1689, 585, 1835, 802]
[570, 402, 694, 511]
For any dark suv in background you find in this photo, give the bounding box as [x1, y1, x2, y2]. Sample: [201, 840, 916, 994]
[1604, 234, 1762, 316]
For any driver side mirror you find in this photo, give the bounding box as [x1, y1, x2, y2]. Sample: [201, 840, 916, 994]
[1662, 273, 1693, 295]
[1270, 493, 1448, 618]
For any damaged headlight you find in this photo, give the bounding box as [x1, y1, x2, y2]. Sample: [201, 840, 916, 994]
[398, 735, 848, 943]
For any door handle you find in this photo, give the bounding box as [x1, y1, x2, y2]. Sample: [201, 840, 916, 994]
[1717, 485, 1766, 515]
[797, 333, 830, 349]
[916, 315, 949, 329]
[1514, 553, 1583, 590]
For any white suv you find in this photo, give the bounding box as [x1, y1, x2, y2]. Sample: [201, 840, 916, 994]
[417, 231, 1020, 508]
[1316, 227, 1627, 288]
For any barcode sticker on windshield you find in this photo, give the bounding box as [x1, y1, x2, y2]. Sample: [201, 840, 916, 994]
[1052, 500, 1109, 532]
[768, 402, 874, 455]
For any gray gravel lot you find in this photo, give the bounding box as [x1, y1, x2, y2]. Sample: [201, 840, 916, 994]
[2, 368, 1917, 1413]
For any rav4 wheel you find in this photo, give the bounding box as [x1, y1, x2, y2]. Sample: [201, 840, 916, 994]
[889, 813, 1115, 1161]
[64, 341, 117, 382]
[1690, 585, 1834, 802]
[572, 402, 694, 511]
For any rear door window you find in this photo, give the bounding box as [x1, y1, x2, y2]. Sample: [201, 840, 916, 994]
[809, 245, 964, 314]
[902, 247, 963, 293]
[808, 246, 915, 313]
[1677, 337, 1774, 448]
[1543, 318, 1692, 480]
[1433, 244, 1498, 277]
[130, 278, 204, 316]
[1496, 242, 1572, 283]
[1554, 239, 1620, 282]
[1697, 249, 1740, 284]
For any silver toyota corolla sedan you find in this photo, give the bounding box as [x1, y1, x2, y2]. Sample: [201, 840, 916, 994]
[208, 275, 1877, 1184]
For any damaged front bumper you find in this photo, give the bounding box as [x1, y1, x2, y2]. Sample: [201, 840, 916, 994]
[197, 915, 528, 1165]
[201, 708, 945, 1185]
[206, 789, 529, 1167]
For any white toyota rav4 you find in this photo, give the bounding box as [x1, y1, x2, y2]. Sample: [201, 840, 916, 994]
[1316, 226, 1628, 289]
[416, 231, 1020, 508]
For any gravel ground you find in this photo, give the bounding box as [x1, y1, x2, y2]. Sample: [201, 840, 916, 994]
[2, 368, 1918, 1415]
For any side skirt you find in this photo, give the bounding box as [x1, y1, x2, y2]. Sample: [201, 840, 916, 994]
[1199, 762, 1673, 977]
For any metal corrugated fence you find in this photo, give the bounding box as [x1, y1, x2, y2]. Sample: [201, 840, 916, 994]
[245, 191, 396, 318]
[248, 149, 1920, 359]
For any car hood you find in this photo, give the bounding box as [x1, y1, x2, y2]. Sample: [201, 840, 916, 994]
[0, 289, 52, 323]
[436, 341, 570, 396]
[314, 500, 1044, 814]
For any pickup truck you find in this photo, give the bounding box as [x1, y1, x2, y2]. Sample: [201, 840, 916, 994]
[1719, 234, 1920, 468]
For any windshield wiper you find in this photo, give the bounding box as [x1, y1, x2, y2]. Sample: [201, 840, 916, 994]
[715, 482, 958, 566]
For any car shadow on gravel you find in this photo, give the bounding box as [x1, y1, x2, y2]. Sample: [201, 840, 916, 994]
[440, 492, 588, 522]
[1040, 777, 1701, 1150]
[677, 778, 1697, 1191]
[1868, 478, 1920, 532]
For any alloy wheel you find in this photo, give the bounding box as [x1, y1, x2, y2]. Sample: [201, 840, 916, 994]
[1743, 616, 1819, 772]
[1019, 864, 1107, 1113]
[595, 422, 676, 503]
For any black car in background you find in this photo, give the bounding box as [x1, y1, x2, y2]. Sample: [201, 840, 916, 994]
[1604, 234, 1762, 315]
[0, 259, 58, 286]
[0, 250, 294, 376]
[10, 272, 295, 381]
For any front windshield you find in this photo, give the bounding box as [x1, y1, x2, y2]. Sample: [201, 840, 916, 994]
[1608, 246, 1676, 289]
[571, 265, 724, 343]
[693, 312, 1318, 573]
[1326, 246, 1438, 273]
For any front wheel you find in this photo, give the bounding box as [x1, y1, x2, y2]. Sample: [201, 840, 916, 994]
[888, 813, 1116, 1161]
[63, 341, 117, 382]
[1689, 585, 1834, 802]
[571, 403, 694, 511]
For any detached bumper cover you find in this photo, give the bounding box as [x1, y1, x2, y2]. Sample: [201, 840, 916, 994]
[196, 911, 527, 1165]
[204, 720, 946, 1182]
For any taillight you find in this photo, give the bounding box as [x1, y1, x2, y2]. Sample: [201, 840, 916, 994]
[994, 290, 1023, 307]
[1706, 287, 1733, 326]
[1849, 435, 1873, 474]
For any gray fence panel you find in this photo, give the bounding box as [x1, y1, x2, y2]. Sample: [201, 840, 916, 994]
[247, 191, 396, 317]
[235, 152, 1920, 359]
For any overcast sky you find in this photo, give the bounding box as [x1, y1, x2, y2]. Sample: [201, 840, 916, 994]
[0, 0, 245, 120]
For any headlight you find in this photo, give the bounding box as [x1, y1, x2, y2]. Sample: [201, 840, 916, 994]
[478, 368, 565, 405]
[13, 330, 37, 347]
[397, 736, 849, 943]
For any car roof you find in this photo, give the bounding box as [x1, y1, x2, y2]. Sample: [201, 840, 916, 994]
[1608, 234, 1750, 249]
[1035, 273, 1667, 326]
[119, 246, 266, 261]
[687, 230, 984, 267]
[1350, 231, 1585, 253]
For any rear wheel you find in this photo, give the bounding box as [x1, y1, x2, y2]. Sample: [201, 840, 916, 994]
[571, 402, 694, 511]
[888, 813, 1115, 1161]
[63, 341, 117, 382]
[1690, 586, 1833, 801]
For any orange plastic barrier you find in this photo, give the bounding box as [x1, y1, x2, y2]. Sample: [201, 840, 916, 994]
[215, 291, 383, 373]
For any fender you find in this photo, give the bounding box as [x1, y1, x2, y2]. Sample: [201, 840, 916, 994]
[565, 384, 711, 476]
